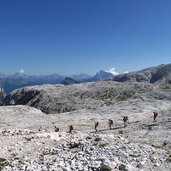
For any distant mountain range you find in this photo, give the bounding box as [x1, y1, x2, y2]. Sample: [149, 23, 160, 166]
[1, 63, 171, 112]
[0, 70, 115, 92]
[1, 63, 171, 93]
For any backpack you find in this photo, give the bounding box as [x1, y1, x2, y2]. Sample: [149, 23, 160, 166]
[70, 125, 73, 130]
[95, 122, 99, 127]
[154, 112, 158, 117]
[123, 116, 128, 122]
[69, 125, 73, 131]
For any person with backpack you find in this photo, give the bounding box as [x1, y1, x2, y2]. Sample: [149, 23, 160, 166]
[69, 125, 74, 133]
[153, 112, 158, 122]
[123, 116, 128, 127]
[108, 119, 113, 129]
[94, 121, 99, 132]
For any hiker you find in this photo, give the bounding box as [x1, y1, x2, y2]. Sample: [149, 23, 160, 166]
[69, 125, 74, 133]
[54, 126, 59, 132]
[153, 112, 158, 122]
[123, 116, 128, 127]
[94, 121, 99, 132]
[108, 119, 113, 129]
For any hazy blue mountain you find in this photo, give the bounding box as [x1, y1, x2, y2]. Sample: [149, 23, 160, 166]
[0, 70, 114, 93]
[70, 73, 92, 81]
[0, 73, 7, 79]
[61, 77, 79, 85]
[61, 71, 114, 85]
[0, 73, 65, 93]
[86, 70, 114, 82]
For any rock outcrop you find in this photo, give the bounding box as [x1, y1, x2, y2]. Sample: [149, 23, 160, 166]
[113, 63, 171, 84]
[0, 88, 5, 105]
[4, 81, 154, 114]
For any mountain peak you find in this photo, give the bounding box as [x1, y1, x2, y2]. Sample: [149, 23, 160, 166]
[105, 68, 119, 76]
[13, 72, 27, 78]
[91, 70, 114, 81]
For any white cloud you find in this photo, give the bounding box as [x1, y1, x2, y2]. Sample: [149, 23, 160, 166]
[18, 69, 25, 74]
[123, 71, 129, 74]
[105, 67, 119, 75]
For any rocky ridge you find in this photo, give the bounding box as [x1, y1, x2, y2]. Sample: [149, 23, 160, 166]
[4, 81, 164, 114]
[113, 63, 171, 84]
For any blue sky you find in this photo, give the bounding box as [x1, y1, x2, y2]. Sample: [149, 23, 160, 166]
[0, 0, 171, 75]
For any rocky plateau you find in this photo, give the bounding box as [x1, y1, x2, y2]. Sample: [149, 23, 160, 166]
[0, 64, 171, 171]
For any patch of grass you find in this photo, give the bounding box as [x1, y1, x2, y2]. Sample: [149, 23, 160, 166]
[116, 93, 134, 101]
[0, 157, 6, 163]
[0, 157, 8, 170]
[151, 144, 164, 149]
[159, 83, 171, 91]
[11, 153, 17, 157]
[14, 157, 20, 160]
[99, 143, 109, 148]
[24, 136, 34, 141]
[166, 153, 171, 162]
[104, 99, 113, 106]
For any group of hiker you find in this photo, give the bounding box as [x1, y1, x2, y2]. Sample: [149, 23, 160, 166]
[54, 112, 159, 133]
